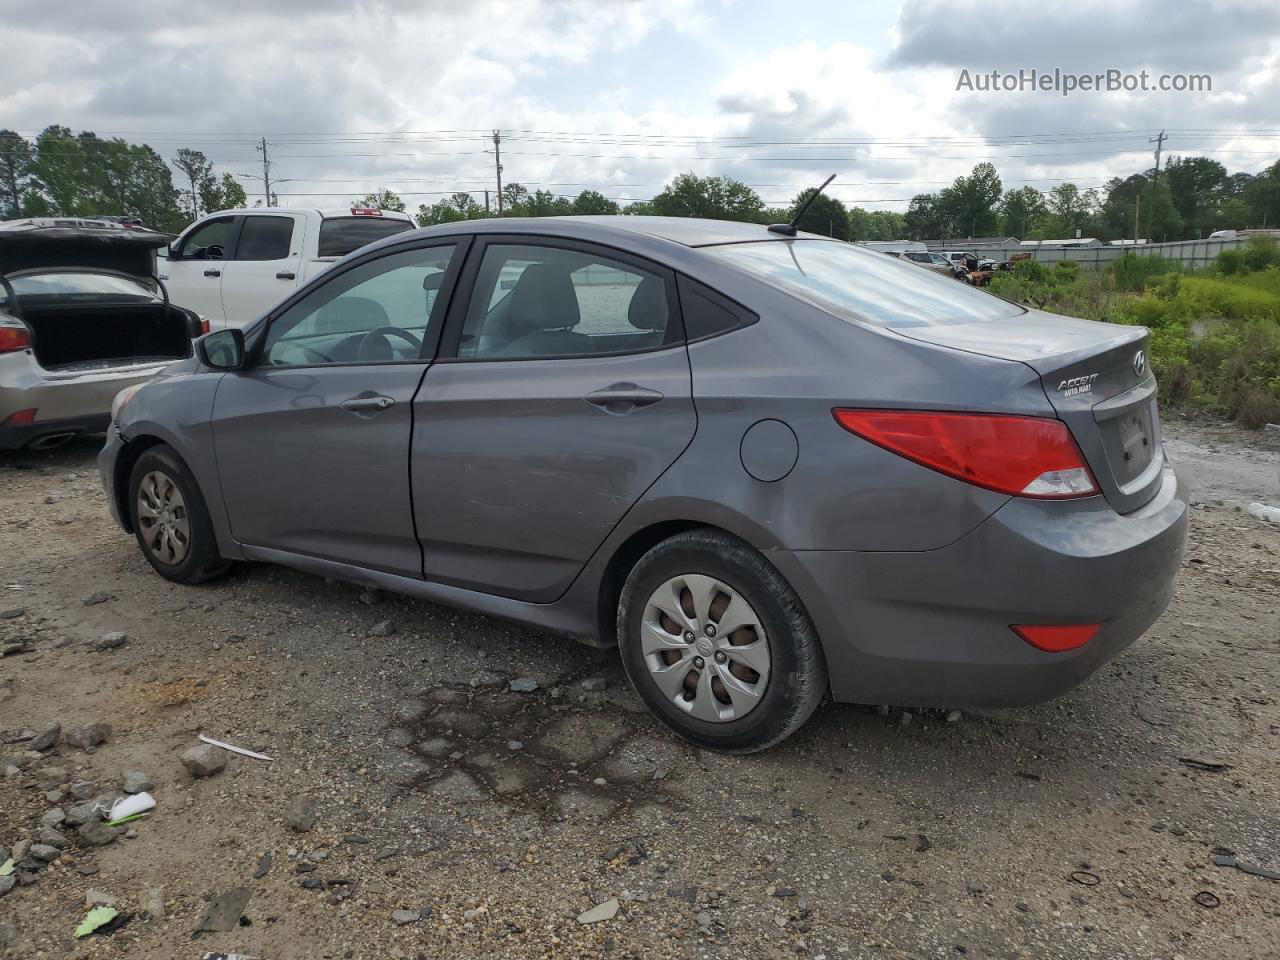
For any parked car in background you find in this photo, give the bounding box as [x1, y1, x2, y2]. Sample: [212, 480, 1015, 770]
[101, 216, 1187, 752]
[1, 218, 202, 451]
[899, 249, 964, 278]
[160, 207, 415, 330]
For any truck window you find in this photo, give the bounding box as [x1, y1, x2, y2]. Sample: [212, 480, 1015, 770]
[317, 217, 414, 258]
[235, 216, 294, 261]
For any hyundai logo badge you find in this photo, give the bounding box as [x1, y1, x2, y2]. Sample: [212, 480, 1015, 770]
[1133, 350, 1146, 376]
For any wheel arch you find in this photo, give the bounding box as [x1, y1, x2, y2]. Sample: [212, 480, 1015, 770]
[112, 434, 170, 533]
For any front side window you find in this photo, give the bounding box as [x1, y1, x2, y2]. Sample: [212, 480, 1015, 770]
[703, 240, 1024, 329]
[235, 216, 294, 261]
[179, 217, 236, 260]
[262, 244, 455, 366]
[457, 243, 673, 359]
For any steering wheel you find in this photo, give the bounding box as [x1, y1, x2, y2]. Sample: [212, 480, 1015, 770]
[356, 326, 422, 361]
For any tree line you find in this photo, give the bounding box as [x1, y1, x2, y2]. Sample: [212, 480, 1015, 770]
[0, 125, 247, 232]
[6, 123, 1280, 243]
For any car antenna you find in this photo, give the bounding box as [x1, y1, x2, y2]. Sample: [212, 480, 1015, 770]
[768, 173, 837, 237]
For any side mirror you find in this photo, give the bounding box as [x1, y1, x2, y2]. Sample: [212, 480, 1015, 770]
[199, 328, 246, 370]
[164, 242, 178, 259]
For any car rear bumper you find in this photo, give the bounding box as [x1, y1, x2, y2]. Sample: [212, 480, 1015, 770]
[770, 463, 1188, 708]
[0, 358, 169, 451]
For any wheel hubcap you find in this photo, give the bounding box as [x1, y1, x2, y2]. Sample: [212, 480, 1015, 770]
[640, 574, 771, 722]
[136, 470, 190, 565]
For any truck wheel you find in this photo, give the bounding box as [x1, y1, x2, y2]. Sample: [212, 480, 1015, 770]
[128, 445, 230, 584]
[617, 529, 827, 753]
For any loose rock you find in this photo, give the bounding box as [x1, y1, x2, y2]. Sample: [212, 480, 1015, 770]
[65, 723, 111, 750]
[392, 909, 419, 925]
[29, 723, 61, 752]
[121, 770, 153, 794]
[77, 821, 124, 847]
[577, 898, 620, 924]
[94, 631, 127, 651]
[180, 743, 226, 778]
[509, 677, 539, 693]
[284, 796, 318, 832]
[142, 887, 165, 919]
[82, 592, 112, 605]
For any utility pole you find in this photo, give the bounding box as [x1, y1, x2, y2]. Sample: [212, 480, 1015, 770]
[1134, 191, 1141, 245]
[256, 137, 273, 207]
[1149, 130, 1167, 182]
[493, 130, 503, 215]
[484, 189, 490, 215]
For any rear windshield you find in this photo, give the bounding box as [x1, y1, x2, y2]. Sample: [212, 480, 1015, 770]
[1, 272, 156, 305]
[703, 240, 1023, 328]
[316, 217, 414, 258]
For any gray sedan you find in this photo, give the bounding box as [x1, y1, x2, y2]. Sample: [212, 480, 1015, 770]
[99, 216, 1187, 751]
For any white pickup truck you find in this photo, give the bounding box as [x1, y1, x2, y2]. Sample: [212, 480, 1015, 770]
[159, 207, 415, 329]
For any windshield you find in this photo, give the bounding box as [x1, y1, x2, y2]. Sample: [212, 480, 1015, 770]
[702, 240, 1023, 328]
[317, 217, 414, 258]
[0, 271, 156, 306]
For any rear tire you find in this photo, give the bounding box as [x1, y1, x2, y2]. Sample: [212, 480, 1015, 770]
[617, 529, 827, 753]
[127, 444, 229, 584]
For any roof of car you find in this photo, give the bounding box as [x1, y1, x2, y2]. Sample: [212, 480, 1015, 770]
[207, 207, 415, 221]
[398, 215, 832, 248]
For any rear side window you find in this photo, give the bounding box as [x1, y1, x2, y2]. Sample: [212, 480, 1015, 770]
[317, 217, 414, 258]
[235, 216, 294, 261]
[677, 276, 756, 340]
[703, 240, 1023, 328]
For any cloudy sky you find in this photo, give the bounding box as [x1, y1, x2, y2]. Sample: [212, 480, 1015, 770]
[3, 0, 1278, 213]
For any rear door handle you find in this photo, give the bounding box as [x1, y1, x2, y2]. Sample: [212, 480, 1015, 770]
[341, 394, 395, 415]
[583, 382, 664, 414]
[203, 269, 221, 278]
[276, 271, 296, 280]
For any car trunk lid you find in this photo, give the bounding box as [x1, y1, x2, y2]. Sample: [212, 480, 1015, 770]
[892, 309, 1162, 513]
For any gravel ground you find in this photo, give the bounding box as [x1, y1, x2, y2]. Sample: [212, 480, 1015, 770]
[1, 416, 1278, 960]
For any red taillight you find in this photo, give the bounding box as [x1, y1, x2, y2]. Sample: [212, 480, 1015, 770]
[0, 327, 31, 354]
[832, 409, 1098, 499]
[198, 317, 210, 336]
[2, 408, 37, 427]
[1012, 623, 1100, 652]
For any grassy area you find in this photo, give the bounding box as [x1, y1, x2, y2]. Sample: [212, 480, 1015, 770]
[989, 240, 1280, 428]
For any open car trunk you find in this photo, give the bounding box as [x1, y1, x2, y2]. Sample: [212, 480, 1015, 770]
[23, 301, 191, 371]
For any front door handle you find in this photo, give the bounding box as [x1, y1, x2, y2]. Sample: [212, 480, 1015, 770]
[276, 271, 296, 280]
[341, 394, 395, 416]
[583, 382, 664, 415]
[203, 269, 221, 278]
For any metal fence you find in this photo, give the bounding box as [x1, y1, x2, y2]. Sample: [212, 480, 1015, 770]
[923, 238, 1249, 271]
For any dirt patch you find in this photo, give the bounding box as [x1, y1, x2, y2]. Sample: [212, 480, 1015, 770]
[1, 425, 1279, 960]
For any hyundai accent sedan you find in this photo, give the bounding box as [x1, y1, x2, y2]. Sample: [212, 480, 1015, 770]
[99, 216, 1188, 752]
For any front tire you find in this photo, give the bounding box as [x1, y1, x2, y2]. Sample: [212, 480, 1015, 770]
[617, 529, 827, 753]
[127, 445, 229, 584]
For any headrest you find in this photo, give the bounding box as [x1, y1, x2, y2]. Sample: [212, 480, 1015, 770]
[315, 296, 389, 336]
[627, 276, 668, 332]
[508, 263, 580, 333]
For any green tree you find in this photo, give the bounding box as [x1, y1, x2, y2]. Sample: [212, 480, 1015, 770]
[1164, 155, 1227, 237]
[353, 188, 406, 213]
[621, 199, 657, 216]
[1244, 161, 1280, 229]
[1035, 182, 1099, 238]
[199, 172, 248, 215]
[172, 147, 212, 220]
[0, 129, 34, 218]
[650, 173, 766, 222]
[787, 187, 848, 239]
[936, 162, 1002, 237]
[866, 210, 907, 240]
[904, 193, 947, 239]
[1139, 178, 1182, 242]
[570, 189, 618, 216]
[32, 125, 90, 215]
[998, 186, 1048, 238]
[501, 182, 530, 212]
[1101, 174, 1147, 239]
